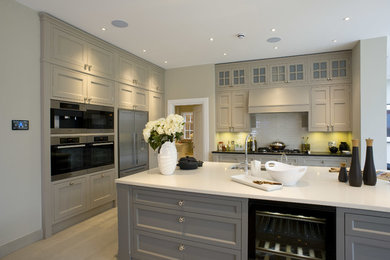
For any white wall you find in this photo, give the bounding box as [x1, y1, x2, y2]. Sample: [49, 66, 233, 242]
[0, 0, 41, 253]
[165, 64, 215, 160]
[352, 37, 388, 169]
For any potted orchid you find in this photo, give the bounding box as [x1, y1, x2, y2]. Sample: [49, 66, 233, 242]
[143, 114, 184, 175]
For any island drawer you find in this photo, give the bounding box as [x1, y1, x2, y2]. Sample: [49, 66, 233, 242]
[132, 187, 242, 218]
[133, 204, 241, 249]
[132, 229, 241, 260]
[345, 213, 390, 242]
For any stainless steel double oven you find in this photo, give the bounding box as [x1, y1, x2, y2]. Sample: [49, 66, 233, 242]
[50, 100, 114, 181]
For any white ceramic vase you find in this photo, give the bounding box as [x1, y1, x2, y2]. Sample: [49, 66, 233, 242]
[158, 141, 177, 175]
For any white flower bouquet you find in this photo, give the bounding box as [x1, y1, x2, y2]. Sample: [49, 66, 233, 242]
[143, 114, 185, 152]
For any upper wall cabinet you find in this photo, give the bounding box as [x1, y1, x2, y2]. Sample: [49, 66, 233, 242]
[269, 60, 306, 85]
[47, 25, 115, 79]
[309, 53, 351, 84]
[51, 65, 114, 106]
[118, 54, 148, 89]
[117, 83, 149, 111]
[250, 63, 268, 86]
[216, 64, 248, 88]
[149, 67, 164, 93]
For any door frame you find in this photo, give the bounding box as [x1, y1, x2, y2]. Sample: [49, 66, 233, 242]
[167, 98, 209, 161]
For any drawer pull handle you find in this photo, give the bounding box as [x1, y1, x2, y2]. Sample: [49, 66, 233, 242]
[101, 174, 105, 178]
[178, 217, 185, 223]
[178, 244, 185, 251]
[178, 200, 184, 207]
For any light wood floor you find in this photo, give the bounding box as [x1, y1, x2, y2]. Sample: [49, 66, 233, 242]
[2, 208, 118, 260]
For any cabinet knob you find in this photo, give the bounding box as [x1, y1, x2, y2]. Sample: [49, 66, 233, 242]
[84, 97, 88, 102]
[84, 64, 88, 70]
[101, 173, 105, 178]
[69, 182, 74, 186]
[178, 244, 185, 251]
[178, 217, 185, 223]
[88, 65, 92, 71]
[88, 98, 92, 103]
[178, 200, 184, 207]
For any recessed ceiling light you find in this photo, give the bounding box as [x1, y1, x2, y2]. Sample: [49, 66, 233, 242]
[274, 46, 278, 50]
[111, 20, 128, 28]
[209, 37, 214, 42]
[223, 53, 227, 56]
[267, 37, 281, 43]
[143, 49, 147, 53]
[271, 28, 276, 32]
[101, 27, 106, 31]
[343, 17, 351, 21]
[332, 39, 337, 43]
[164, 61, 168, 64]
[237, 33, 245, 39]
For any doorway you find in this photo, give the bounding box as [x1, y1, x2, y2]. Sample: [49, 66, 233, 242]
[167, 98, 209, 161]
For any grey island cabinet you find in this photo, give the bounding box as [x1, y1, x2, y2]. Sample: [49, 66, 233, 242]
[116, 162, 390, 260]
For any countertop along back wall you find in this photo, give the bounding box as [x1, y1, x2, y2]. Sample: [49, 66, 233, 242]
[0, 0, 42, 256]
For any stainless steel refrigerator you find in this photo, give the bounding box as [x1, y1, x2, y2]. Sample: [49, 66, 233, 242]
[118, 109, 149, 177]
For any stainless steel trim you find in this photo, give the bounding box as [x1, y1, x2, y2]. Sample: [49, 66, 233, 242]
[86, 103, 114, 112]
[256, 210, 326, 224]
[56, 144, 86, 149]
[91, 142, 114, 146]
[51, 136, 88, 145]
[50, 99, 87, 111]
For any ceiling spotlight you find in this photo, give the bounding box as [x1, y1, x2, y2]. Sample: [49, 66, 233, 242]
[164, 61, 168, 64]
[267, 37, 281, 43]
[271, 28, 276, 32]
[274, 46, 278, 50]
[343, 17, 351, 21]
[101, 27, 106, 31]
[209, 37, 214, 42]
[111, 20, 128, 28]
[223, 53, 227, 56]
[332, 39, 337, 43]
[142, 49, 147, 53]
[236, 33, 245, 39]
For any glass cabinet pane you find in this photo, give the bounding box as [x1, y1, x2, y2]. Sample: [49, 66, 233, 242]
[218, 71, 230, 86]
[271, 65, 286, 83]
[233, 69, 245, 85]
[331, 59, 347, 79]
[253, 67, 266, 84]
[289, 64, 304, 82]
[313, 61, 328, 79]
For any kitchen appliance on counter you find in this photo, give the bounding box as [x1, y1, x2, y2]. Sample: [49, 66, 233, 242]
[269, 141, 286, 151]
[50, 100, 114, 134]
[51, 135, 114, 181]
[177, 156, 203, 170]
[118, 109, 149, 178]
[248, 199, 336, 260]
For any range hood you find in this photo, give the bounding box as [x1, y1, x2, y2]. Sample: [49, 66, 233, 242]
[248, 86, 310, 113]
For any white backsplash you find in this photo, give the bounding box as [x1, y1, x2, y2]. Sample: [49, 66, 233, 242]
[251, 112, 308, 149]
[216, 112, 352, 152]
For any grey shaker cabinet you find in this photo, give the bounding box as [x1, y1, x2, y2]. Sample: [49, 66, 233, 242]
[117, 185, 248, 260]
[338, 208, 390, 260]
[89, 170, 115, 209]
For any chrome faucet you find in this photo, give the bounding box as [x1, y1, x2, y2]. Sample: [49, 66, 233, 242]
[244, 130, 257, 175]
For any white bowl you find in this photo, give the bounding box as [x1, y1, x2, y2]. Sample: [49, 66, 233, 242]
[264, 161, 307, 186]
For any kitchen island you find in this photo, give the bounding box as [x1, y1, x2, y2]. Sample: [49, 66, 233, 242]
[116, 162, 390, 260]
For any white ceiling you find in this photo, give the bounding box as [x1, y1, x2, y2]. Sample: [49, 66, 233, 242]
[16, 0, 390, 70]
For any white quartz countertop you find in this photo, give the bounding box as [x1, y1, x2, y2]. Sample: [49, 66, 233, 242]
[116, 162, 390, 213]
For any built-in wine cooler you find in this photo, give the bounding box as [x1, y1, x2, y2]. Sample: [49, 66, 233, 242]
[248, 199, 336, 260]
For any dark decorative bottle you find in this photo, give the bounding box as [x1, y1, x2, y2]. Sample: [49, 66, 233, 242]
[338, 163, 348, 182]
[363, 138, 377, 186]
[349, 139, 362, 187]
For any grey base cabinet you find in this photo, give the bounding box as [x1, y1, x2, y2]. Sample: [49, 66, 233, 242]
[117, 185, 248, 260]
[338, 208, 390, 260]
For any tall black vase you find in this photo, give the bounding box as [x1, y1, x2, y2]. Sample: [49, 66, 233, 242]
[349, 139, 362, 187]
[363, 139, 376, 186]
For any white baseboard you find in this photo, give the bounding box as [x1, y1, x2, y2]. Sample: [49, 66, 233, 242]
[0, 229, 42, 258]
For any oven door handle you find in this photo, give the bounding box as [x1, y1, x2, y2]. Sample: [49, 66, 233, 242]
[91, 142, 114, 146]
[56, 144, 86, 149]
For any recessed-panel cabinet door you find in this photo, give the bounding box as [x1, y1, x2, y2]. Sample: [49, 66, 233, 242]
[216, 93, 231, 131]
[53, 177, 88, 223]
[51, 26, 87, 72]
[231, 91, 249, 131]
[51, 66, 87, 102]
[311, 60, 329, 81]
[133, 88, 149, 111]
[89, 170, 114, 209]
[87, 43, 114, 79]
[310, 87, 330, 131]
[118, 83, 135, 109]
[331, 85, 350, 131]
[345, 236, 390, 260]
[133, 61, 148, 89]
[87, 76, 114, 106]
[118, 55, 135, 85]
[149, 68, 164, 92]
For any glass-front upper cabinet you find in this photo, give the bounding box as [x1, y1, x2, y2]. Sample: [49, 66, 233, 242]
[216, 65, 248, 88]
[251, 65, 267, 85]
[270, 62, 305, 85]
[310, 53, 351, 83]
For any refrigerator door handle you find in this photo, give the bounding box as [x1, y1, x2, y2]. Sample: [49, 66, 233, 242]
[134, 133, 138, 165]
